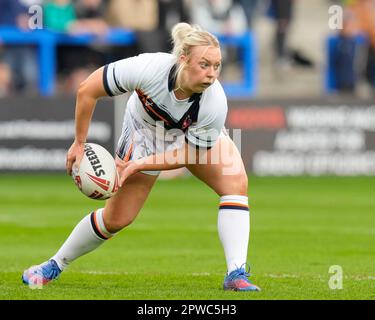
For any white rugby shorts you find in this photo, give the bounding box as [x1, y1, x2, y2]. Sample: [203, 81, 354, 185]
[116, 109, 185, 176]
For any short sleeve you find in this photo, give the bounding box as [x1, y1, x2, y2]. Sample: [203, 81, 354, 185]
[102, 53, 156, 96]
[185, 124, 223, 149]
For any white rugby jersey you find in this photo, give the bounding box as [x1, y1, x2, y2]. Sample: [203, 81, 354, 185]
[103, 52, 228, 149]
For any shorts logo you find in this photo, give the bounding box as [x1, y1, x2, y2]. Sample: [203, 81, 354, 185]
[181, 115, 192, 131]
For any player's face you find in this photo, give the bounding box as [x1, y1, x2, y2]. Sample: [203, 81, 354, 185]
[182, 45, 222, 93]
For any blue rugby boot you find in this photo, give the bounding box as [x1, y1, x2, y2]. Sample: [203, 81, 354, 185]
[22, 259, 61, 288]
[223, 265, 261, 292]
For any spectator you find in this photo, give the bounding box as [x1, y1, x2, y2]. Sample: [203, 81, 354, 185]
[71, 0, 109, 36]
[0, 0, 39, 95]
[105, 0, 158, 33]
[43, 0, 77, 33]
[333, 3, 361, 92]
[189, 0, 247, 35]
[43, 0, 110, 93]
[188, 0, 248, 82]
[267, 0, 314, 72]
[156, 0, 190, 52]
[267, 0, 295, 69]
[106, 0, 189, 54]
[334, 0, 375, 93]
[233, 0, 259, 29]
[43, 0, 108, 35]
[105, 0, 159, 55]
[352, 0, 375, 90]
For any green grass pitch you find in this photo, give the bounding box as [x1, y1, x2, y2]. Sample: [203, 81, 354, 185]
[0, 174, 374, 300]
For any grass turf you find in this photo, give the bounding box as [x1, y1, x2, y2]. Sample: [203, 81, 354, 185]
[0, 174, 374, 300]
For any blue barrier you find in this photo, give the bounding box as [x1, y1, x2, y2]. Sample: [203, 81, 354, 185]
[217, 31, 257, 98]
[0, 27, 135, 96]
[0, 27, 256, 97]
[325, 34, 367, 93]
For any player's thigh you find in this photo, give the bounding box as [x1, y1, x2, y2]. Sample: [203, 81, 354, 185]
[103, 172, 158, 232]
[186, 135, 248, 196]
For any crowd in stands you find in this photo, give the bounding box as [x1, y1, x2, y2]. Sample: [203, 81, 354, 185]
[1, 0, 373, 98]
[333, 0, 375, 94]
[1, 0, 187, 95]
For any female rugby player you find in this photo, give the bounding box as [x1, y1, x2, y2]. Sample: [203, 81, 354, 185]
[22, 22, 260, 292]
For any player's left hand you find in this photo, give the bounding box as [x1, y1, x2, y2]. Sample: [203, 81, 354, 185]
[115, 158, 140, 187]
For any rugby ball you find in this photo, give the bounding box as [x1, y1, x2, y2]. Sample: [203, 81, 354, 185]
[72, 143, 119, 200]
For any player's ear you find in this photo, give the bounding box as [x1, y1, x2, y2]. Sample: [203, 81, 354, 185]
[179, 54, 188, 65]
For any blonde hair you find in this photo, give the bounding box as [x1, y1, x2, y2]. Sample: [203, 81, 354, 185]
[171, 23, 220, 90]
[171, 22, 219, 58]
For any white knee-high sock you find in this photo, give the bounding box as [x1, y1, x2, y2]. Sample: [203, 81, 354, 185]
[218, 195, 250, 274]
[51, 208, 115, 271]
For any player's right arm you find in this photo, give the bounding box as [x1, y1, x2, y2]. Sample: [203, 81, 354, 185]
[66, 66, 108, 175]
[66, 54, 160, 175]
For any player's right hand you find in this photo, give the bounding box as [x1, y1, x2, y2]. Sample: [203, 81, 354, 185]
[66, 140, 85, 176]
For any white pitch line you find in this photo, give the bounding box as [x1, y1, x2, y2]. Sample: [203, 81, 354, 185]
[75, 271, 375, 281]
[78, 270, 217, 276]
[265, 273, 299, 279]
[79, 270, 129, 275]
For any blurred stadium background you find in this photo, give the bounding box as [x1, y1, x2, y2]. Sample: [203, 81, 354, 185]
[1, 0, 374, 299]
